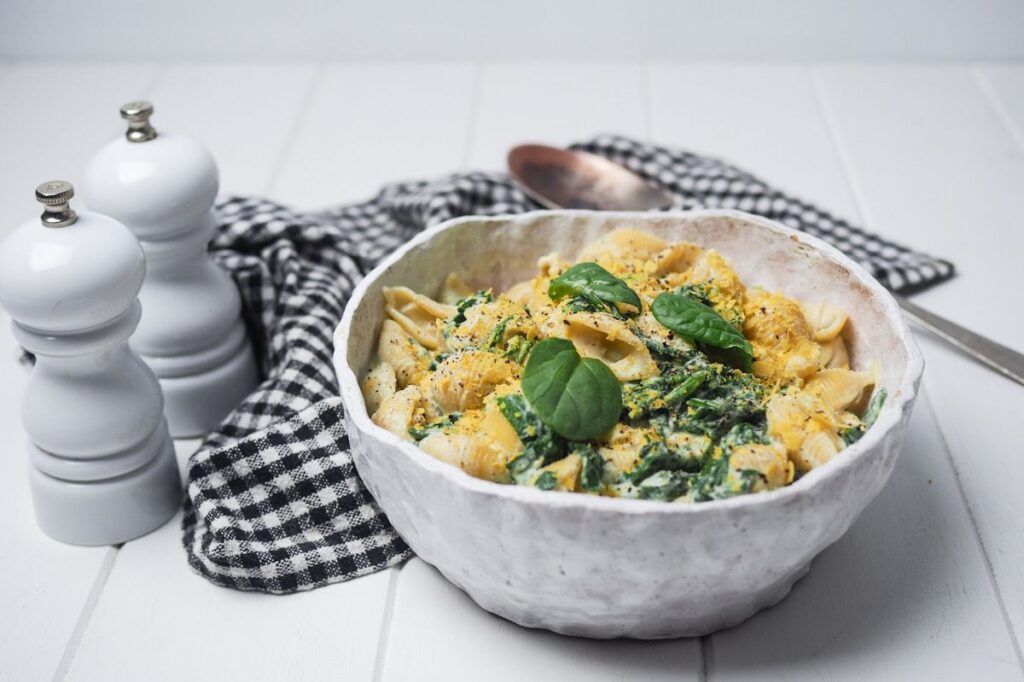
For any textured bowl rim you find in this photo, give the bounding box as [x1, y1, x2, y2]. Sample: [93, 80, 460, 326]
[332, 209, 924, 516]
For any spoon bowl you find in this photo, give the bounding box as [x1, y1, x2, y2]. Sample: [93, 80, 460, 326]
[508, 144, 674, 212]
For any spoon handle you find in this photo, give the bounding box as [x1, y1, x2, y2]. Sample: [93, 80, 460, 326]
[896, 295, 1024, 387]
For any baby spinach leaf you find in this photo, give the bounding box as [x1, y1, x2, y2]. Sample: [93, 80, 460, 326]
[521, 338, 622, 441]
[548, 262, 642, 316]
[651, 292, 754, 371]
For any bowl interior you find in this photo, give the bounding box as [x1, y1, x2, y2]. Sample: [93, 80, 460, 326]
[343, 210, 911, 401]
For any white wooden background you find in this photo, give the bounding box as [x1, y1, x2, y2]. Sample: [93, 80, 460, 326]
[0, 60, 1023, 681]
[3, 0, 1024, 60]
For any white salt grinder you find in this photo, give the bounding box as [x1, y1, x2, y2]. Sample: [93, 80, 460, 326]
[83, 101, 259, 437]
[0, 182, 181, 545]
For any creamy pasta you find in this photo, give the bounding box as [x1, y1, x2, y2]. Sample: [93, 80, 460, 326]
[363, 228, 884, 503]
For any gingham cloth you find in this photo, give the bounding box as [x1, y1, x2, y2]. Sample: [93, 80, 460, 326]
[183, 135, 954, 593]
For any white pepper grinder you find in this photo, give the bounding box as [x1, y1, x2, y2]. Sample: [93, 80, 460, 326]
[83, 101, 259, 437]
[0, 182, 181, 545]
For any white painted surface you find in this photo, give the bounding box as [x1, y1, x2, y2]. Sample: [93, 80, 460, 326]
[648, 62, 860, 218]
[383, 559, 701, 681]
[468, 61, 648, 169]
[711, 394, 1021, 679]
[814, 62, 1024, 664]
[144, 63, 320, 196]
[274, 62, 479, 206]
[52, 62, 402, 681]
[0, 59, 1022, 680]
[67, 509, 392, 682]
[0, 62, 160, 682]
[649, 61, 1024, 678]
[2, 1, 1024, 60]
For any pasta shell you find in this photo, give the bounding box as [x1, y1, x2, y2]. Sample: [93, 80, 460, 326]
[472, 403, 524, 463]
[419, 431, 507, 481]
[793, 430, 842, 472]
[729, 442, 789, 490]
[532, 454, 583, 492]
[526, 295, 566, 337]
[428, 350, 518, 414]
[782, 345, 821, 380]
[818, 336, 850, 369]
[801, 302, 849, 342]
[744, 288, 820, 383]
[438, 273, 475, 305]
[579, 228, 667, 261]
[765, 393, 809, 453]
[383, 286, 456, 350]
[686, 250, 747, 324]
[378, 319, 430, 388]
[635, 308, 696, 356]
[559, 312, 660, 382]
[447, 298, 538, 352]
[598, 424, 652, 476]
[504, 279, 533, 307]
[537, 252, 570, 279]
[804, 368, 873, 413]
[766, 391, 841, 454]
[664, 431, 712, 461]
[371, 386, 425, 441]
[651, 241, 703, 276]
[361, 361, 397, 415]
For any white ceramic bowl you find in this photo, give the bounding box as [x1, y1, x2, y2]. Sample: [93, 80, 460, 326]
[332, 210, 923, 639]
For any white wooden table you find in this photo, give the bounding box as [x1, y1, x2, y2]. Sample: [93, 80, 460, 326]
[1, 60, 1023, 681]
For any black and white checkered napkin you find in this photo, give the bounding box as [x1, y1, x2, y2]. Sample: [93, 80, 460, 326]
[182, 134, 954, 593]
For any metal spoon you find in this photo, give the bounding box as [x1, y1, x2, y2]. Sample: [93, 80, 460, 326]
[508, 144, 674, 211]
[507, 143, 1024, 386]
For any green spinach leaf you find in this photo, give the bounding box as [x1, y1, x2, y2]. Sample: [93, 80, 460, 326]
[651, 292, 753, 371]
[688, 453, 734, 502]
[548, 262, 642, 316]
[408, 413, 461, 442]
[486, 316, 512, 350]
[862, 387, 888, 427]
[719, 422, 768, 451]
[621, 368, 708, 420]
[497, 394, 566, 482]
[652, 358, 766, 440]
[534, 471, 558, 490]
[573, 443, 605, 492]
[840, 388, 888, 445]
[637, 470, 690, 501]
[627, 440, 705, 484]
[503, 335, 534, 364]
[664, 370, 709, 408]
[446, 290, 493, 334]
[521, 338, 622, 441]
